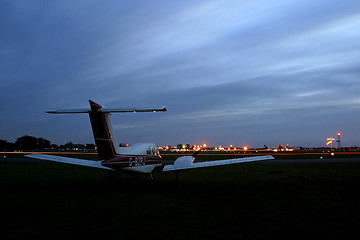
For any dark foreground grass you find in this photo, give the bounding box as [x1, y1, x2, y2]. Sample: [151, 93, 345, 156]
[1, 160, 360, 240]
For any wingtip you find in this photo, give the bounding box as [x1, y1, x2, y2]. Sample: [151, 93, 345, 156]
[46, 110, 57, 114]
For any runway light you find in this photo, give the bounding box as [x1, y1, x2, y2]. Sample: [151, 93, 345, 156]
[331, 152, 335, 156]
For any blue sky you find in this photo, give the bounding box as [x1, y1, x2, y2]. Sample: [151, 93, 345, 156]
[1, 0, 360, 148]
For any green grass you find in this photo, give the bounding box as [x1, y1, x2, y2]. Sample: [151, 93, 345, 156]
[1, 156, 360, 240]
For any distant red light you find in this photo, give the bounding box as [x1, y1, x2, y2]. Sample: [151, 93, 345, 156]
[337, 132, 341, 136]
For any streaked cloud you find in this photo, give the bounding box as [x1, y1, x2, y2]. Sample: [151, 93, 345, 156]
[1, 0, 360, 147]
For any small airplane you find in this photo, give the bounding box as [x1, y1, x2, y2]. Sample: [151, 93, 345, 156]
[26, 100, 274, 182]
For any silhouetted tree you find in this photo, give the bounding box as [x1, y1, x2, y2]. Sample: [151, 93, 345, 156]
[13, 135, 52, 151]
[85, 144, 96, 150]
[14, 135, 38, 150]
[50, 144, 59, 149]
[0, 139, 14, 151]
[38, 138, 51, 149]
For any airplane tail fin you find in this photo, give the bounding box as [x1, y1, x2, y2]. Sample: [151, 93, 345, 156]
[47, 100, 167, 161]
[88, 100, 119, 160]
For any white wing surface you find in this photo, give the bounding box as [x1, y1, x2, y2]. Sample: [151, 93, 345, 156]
[162, 155, 274, 172]
[25, 154, 113, 170]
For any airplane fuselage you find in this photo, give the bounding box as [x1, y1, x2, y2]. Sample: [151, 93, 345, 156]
[101, 154, 162, 174]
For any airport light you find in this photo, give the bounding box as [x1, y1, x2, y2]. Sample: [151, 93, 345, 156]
[243, 146, 248, 151]
[337, 132, 341, 148]
[326, 138, 335, 148]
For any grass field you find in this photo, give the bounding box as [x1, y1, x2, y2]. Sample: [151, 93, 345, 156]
[1, 154, 360, 239]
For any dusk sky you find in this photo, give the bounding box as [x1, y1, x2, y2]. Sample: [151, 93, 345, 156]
[1, 0, 360, 148]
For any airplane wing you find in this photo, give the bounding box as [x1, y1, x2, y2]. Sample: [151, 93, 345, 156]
[25, 154, 113, 170]
[162, 155, 274, 172]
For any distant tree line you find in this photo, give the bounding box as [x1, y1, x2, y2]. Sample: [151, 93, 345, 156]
[0, 135, 50, 151]
[0, 135, 96, 152]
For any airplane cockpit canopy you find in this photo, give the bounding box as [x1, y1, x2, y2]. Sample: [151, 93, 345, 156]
[146, 145, 159, 156]
[119, 143, 159, 156]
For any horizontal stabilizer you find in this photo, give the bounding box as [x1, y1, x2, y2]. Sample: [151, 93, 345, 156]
[47, 107, 167, 114]
[25, 154, 113, 170]
[162, 155, 274, 172]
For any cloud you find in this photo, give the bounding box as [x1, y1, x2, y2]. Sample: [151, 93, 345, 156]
[1, 0, 360, 147]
